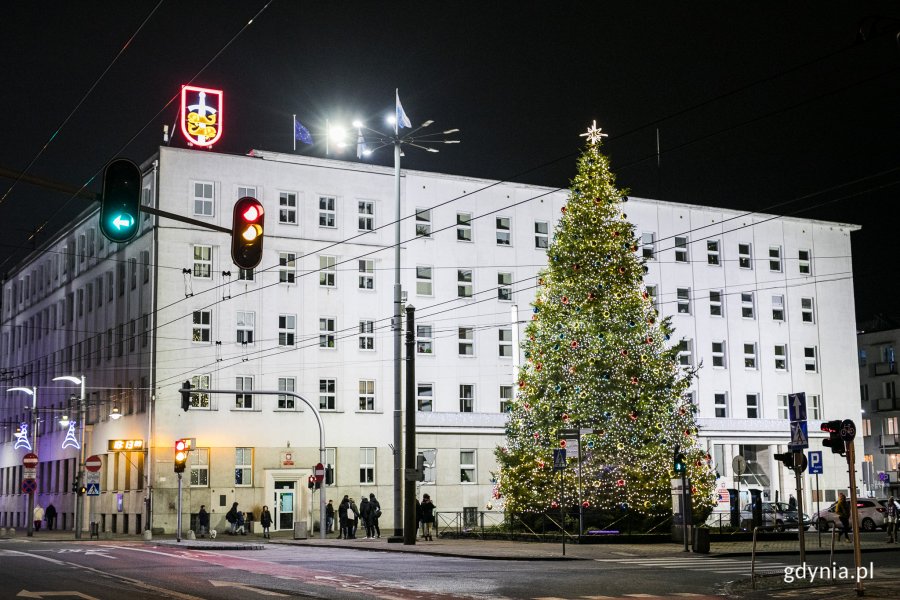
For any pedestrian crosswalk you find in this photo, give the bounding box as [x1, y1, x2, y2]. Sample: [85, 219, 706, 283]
[593, 555, 792, 575]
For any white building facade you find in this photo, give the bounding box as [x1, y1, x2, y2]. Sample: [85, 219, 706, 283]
[1, 146, 863, 534]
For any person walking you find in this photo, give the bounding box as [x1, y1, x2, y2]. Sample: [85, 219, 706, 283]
[788, 495, 797, 511]
[360, 496, 373, 539]
[198, 505, 210, 538]
[226, 502, 239, 535]
[369, 493, 381, 538]
[420, 494, 436, 541]
[326, 500, 335, 534]
[836, 492, 851, 542]
[338, 495, 350, 539]
[234, 511, 247, 535]
[348, 498, 360, 539]
[886, 496, 899, 543]
[45, 504, 57, 531]
[260, 505, 273, 539]
[33, 504, 44, 532]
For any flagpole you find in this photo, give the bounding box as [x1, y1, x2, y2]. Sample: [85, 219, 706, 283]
[293, 114, 296, 152]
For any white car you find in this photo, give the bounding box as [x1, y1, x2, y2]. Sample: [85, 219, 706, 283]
[811, 498, 890, 532]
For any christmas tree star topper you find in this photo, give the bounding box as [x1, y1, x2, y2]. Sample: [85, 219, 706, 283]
[579, 120, 608, 145]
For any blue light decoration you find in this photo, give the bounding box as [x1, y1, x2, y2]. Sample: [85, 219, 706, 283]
[14, 422, 31, 451]
[62, 422, 80, 450]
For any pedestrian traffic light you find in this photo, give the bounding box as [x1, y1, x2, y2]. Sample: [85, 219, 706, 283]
[416, 453, 427, 481]
[174, 439, 189, 473]
[325, 465, 334, 485]
[307, 475, 320, 490]
[99, 158, 142, 243]
[673, 450, 687, 474]
[821, 420, 845, 456]
[774, 452, 795, 469]
[180, 380, 192, 412]
[231, 196, 265, 269]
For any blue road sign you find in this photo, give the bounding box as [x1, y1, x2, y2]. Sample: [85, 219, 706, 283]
[86, 482, 101, 496]
[808, 450, 823, 475]
[788, 392, 807, 422]
[789, 421, 809, 450]
[553, 449, 567, 471]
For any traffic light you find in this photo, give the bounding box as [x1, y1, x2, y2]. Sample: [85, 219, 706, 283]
[72, 477, 85, 495]
[174, 439, 189, 473]
[774, 452, 795, 469]
[822, 420, 845, 455]
[673, 450, 687, 474]
[416, 453, 427, 481]
[180, 380, 192, 412]
[325, 465, 334, 485]
[308, 475, 320, 490]
[99, 158, 142, 243]
[231, 196, 265, 269]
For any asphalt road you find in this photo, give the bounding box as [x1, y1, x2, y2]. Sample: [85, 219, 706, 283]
[1, 539, 898, 600]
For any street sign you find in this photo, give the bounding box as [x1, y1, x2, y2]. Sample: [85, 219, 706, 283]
[85, 455, 102, 472]
[86, 482, 100, 496]
[808, 450, 823, 475]
[314, 462, 325, 483]
[788, 392, 807, 422]
[789, 421, 809, 450]
[840, 419, 857, 442]
[23, 468, 36, 479]
[21, 478, 37, 494]
[85, 471, 100, 485]
[567, 439, 580, 460]
[553, 448, 567, 470]
[792, 452, 808, 473]
[559, 428, 579, 439]
[23, 453, 38, 469]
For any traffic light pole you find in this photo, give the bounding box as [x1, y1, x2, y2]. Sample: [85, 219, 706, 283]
[403, 305, 417, 545]
[846, 441, 864, 597]
[792, 451, 806, 563]
[176, 472, 183, 543]
[682, 470, 689, 552]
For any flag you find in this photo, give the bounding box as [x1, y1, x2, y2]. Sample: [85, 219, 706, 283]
[294, 117, 312, 145]
[356, 129, 368, 159]
[395, 89, 411, 129]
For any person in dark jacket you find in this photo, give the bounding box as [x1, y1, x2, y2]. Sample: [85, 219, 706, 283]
[338, 495, 350, 539]
[369, 493, 381, 538]
[198, 505, 210, 538]
[360, 497, 373, 539]
[260, 505, 273, 539]
[45, 504, 58, 531]
[420, 494, 436, 541]
[226, 502, 239, 535]
[348, 499, 360, 539]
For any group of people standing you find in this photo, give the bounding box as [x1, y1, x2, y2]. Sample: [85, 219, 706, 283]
[335, 494, 381, 539]
[32, 503, 57, 531]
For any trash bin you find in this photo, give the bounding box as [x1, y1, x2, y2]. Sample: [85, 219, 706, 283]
[293, 521, 308, 539]
[693, 527, 710, 553]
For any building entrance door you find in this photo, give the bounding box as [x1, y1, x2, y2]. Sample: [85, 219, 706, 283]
[274, 481, 295, 531]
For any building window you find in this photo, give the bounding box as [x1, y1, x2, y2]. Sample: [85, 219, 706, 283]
[359, 320, 374, 350]
[674, 236, 688, 263]
[498, 272, 513, 301]
[738, 243, 752, 269]
[804, 347, 818, 372]
[769, 246, 782, 272]
[190, 448, 209, 486]
[808, 395, 822, 420]
[319, 379, 336, 410]
[457, 212, 472, 241]
[535, 221, 549, 248]
[360, 448, 375, 484]
[279, 253, 296, 283]
[416, 266, 433, 296]
[236, 311, 255, 344]
[741, 292, 755, 319]
[417, 383, 434, 412]
[129, 257, 137, 289]
[801, 297, 815, 323]
[714, 393, 728, 418]
[500, 385, 513, 413]
[641, 232, 655, 260]
[358, 200, 374, 231]
[416, 325, 433, 354]
[415, 208, 431, 237]
[676, 339, 693, 366]
[746, 394, 760, 419]
[279, 191, 297, 224]
[775, 344, 788, 371]
[645, 285, 658, 312]
[192, 310, 211, 343]
[319, 196, 336, 228]
[707, 240, 720, 265]
[193, 182, 214, 216]
[235, 377, 253, 409]
[319, 317, 336, 348]
[358, 259, 374, 290]
[777, 395, 789, 419]
[709, 290, 723, 317]
[457, 269, 473, 298]
[676, 288, 691, 314]
[861, 384, 869, 402]
[141, 250, 150, 284]
[499, 329, 513, 357]
[798, 249, 811, 275]
[744, 343, 758, 369]
[459, 384, 474, 413]
[193, 246, 212, 278]
[319, 256, 336, 287]
[859, 349, 868, 367]
[190, 374, 211, 409]
[496, 217, 511, 245]
[711, 341, 726, 368]
[278, 315, 296, 346]
[458, 327, 474, 356]
[237, 185, 256, 199]
[419, 449, 436, 483]
[460, 450, 476, 483]
[772, 295, 785, 321]
[238, 268, 254, 281]
[278, 378, 295, 409]
[235, 448, 252, 486]
[359, 380, 375, 411]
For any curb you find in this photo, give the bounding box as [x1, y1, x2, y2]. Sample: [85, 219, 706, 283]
[270, 539, 584, 561]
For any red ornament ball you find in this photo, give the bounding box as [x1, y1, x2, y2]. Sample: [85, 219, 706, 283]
[620, 349, 628, 357]
[538, 461, 545, 469]
[561, 296, 569, 305]
[551, 501, 559, 509]
[562, 413, 570, 421]
[582, 501, 590, 508]
[618, 266, 626, 274]
[616, 479, 626, 487]
[570, 340, 579, 349]
[630, 376, 639, 385]
[612, 230, 620, 237]
[645, 337, 654, 344]
[629, 411, 638, 420]
[561, 206, 567, 214]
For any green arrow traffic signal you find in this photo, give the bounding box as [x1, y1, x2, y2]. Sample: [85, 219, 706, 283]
[99, 159, 142, 243]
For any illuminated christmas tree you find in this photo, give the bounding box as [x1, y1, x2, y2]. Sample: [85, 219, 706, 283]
[495, 123, 714, 519]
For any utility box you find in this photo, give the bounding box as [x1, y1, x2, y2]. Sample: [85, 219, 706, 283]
[293, 521, 308, 539]
[693, 527, 710, 553]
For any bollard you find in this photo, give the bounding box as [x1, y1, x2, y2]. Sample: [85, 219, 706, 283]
[143, 529, 152, 541]
[187, 530, 196, 540]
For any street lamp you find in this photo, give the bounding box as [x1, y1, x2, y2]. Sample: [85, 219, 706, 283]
[6, 386, 37, 537]
[53, 375, 86, 539]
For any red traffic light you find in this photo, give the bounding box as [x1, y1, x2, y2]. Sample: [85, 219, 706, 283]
[231, 196, 265, 269]
[174, 439, 189, 473]
[821, 420, 841, 433]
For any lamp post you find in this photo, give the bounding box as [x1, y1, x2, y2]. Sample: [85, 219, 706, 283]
[53, 375, 86, 539]
[6, 386, 37, 537]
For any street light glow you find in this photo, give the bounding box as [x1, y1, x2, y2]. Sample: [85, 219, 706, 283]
[352, 119, 363, 128]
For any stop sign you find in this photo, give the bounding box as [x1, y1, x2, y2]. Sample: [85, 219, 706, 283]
[314, 462, 325, 482]
[23, 453, 38, 469]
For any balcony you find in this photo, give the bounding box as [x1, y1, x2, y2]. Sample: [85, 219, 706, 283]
[869, 361, 898, 376]
[875, 397, 900, 412]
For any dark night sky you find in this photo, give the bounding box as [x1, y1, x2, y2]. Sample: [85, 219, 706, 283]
[1, 1, 898, 322]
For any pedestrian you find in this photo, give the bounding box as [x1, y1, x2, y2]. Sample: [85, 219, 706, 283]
[198, 505, 210, 538]
[226, 502, 239, 535]
[338, 495, 350, 539]
[349, 498, 360, 539]
[326, 500, 335, 534]
[360, 496, 373, 539]
[788, 495, 797, 511]
[886, 496, 899, 543]
[260, 505, 273, 539]
[420, 494, 436, 541]
[836, 492, 851, 542]
[415, 498, 422, 538]
[33, 504, 44, 532]
[45, 503, 57, 531]
[369, 493, 381, 538]
[234, 511, 247, 535]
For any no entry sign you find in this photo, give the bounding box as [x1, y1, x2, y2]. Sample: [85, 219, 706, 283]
[85, 455, 102, 472]
[23, 453, 38, 469]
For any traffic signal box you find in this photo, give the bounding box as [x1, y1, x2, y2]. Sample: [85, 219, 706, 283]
[180, 380, 192, 412]
[99, 159, 142, 243]
[174, 439, 190, 473]
[821, 420, 845, 455]
[774, 452, 795, 470]
[673, 450, 687, 474]
[231, 196, 265, 269]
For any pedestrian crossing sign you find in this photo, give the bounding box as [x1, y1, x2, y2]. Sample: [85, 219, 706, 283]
[788, 421, 809, 450]
[86, 482, 101, 496]
[553, 448, 567, 470]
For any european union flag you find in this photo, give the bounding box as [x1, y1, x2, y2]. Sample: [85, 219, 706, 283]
[294, 118, 313, 145]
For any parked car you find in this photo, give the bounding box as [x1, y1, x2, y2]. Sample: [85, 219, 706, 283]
[811, 498, 888, 532]
[740, 501, 812, 531]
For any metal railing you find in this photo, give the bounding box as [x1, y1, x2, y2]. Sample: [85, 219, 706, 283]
[435, 511, 506, 538]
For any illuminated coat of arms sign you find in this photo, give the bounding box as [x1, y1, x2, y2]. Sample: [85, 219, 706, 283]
[180, 85, 223, 147]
